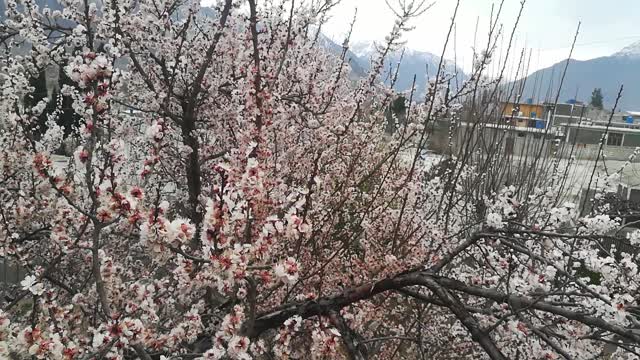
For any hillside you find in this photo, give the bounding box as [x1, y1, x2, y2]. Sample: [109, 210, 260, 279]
[316, 34, 367, 77]
[518, 41, 640, 111]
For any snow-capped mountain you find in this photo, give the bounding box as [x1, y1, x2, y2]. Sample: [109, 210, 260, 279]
[516, 40, 640, 111]
[315, 39, 466, 97]
[315, 34, 368, 77]
[613, 40, 640, 58]
[349, 40, 466, 98]
[351, 41, 440, 64]
[350, 41, 379, 59]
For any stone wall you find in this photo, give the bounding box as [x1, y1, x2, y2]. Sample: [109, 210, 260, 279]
[558, 143, 637, 161]
[426, 121, 637, 161]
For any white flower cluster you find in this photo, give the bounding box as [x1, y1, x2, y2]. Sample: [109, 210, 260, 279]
[579, 214, 619, 235]
[549, 202, 576, 227]
[485, 186, 519, 229]
[30, 98, 49, 116]
[486, 212, 504, 229]
[21, 275, 45, 295]
[274, 315, 303, 358]
[144, 121, 165, 143]
[65, 53, 112, 89]
[274, 257, 301, 285]
[16, 326, 66, 359]
[628, 230, 640, 246]
[139, 217, 196, 261]
[206, 305, 251, 360]
[311, 326, 340, 358]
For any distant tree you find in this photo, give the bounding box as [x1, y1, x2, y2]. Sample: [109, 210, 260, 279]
[590, 88, 604, 109]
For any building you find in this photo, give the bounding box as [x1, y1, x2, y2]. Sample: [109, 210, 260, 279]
[429, 98, 640, 161]
[501, 100, 595, 130]
[614, 111, 640, 124]
[543, 102, 596, 126]
[555, 116, 640, 160]
[427, 120, 556, 157]
[501, 101, 548, 129]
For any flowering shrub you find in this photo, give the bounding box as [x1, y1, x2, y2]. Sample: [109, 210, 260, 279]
[0, 0, 639, 359]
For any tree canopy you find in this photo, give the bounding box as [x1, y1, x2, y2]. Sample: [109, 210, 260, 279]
[0, 1, 639, 359]
[591, 88, 604, 109]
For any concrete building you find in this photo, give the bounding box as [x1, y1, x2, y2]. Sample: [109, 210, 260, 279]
[557, 124, 640, 160]
[614, 111, 640, 124]
[552, 107, 640, 160]
[501, 101, 548, 129]
[427, 120, 557, 158]
[544, 102, 591, 125]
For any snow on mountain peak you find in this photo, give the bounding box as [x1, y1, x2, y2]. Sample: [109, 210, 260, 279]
[614, 40, 640, 58]
[350, 40, 438, 62]
[350, 41, 379, 58]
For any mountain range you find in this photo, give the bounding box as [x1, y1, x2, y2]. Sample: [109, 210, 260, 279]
[517, 41, 640, 111]
[307, 36, 466, 99]
[348, 41, 465, 99]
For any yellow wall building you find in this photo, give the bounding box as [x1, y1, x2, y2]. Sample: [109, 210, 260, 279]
[502, 102, 546, 128]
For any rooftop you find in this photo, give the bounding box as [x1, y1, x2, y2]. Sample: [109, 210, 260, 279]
[561, 122, 640, 133]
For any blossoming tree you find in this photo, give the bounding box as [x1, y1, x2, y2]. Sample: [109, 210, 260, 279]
[1, 0, 639, 359]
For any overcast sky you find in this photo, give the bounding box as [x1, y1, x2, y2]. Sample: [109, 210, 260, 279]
[322, 0, 640, 74]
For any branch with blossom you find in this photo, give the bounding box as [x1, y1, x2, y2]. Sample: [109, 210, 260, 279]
[0, 0, 638, 359]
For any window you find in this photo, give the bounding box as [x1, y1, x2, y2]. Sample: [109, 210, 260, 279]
[607, 133, 623, 146]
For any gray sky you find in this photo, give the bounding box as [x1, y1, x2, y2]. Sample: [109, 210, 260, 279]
[323, 0, 640, 74]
